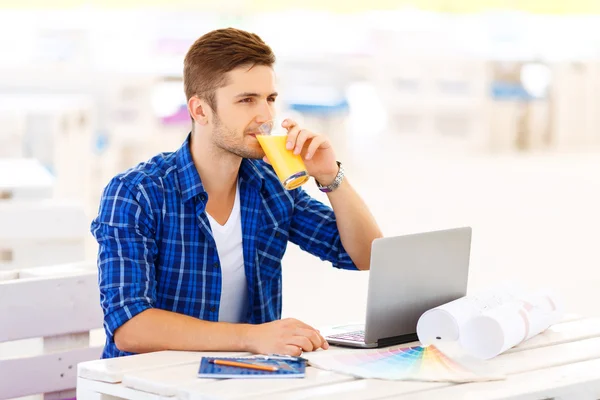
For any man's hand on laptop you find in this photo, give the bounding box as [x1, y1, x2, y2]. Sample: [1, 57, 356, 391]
[245, 318, 329, 356]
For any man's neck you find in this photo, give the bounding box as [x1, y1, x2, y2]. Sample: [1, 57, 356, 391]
[189, 131, 240, 199]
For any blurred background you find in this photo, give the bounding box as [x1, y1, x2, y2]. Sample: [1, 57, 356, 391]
[1, 2, 599, 391]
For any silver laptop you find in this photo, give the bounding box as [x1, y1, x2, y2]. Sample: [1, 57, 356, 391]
[326, 227, 472, 348]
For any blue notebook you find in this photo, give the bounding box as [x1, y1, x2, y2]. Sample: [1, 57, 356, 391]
[198, 355, 306, 379]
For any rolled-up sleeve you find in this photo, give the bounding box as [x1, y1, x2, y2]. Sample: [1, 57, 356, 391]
[90, 177, 158, 340]
[288, 188, 357, 270]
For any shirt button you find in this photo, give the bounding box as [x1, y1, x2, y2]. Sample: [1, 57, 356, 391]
[210, 306, 217, 313]
[275, 232, 281, 238]
[213, 261, 220, 268]
[199, 194, 207, 202]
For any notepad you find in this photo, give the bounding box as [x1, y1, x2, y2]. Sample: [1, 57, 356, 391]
[197, 356, 306, 379]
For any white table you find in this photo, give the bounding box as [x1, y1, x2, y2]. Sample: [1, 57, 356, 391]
[77, 316, 600, 400]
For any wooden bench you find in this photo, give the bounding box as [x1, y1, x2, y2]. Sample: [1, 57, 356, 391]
[0, 158, 54, 201]
[0, 263, 104, 400]
[0, 200, 88, 271]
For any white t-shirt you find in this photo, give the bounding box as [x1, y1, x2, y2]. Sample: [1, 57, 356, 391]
[206, 182, 248, 323]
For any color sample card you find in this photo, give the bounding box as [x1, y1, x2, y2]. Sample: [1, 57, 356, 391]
[304, 344, 505, 383]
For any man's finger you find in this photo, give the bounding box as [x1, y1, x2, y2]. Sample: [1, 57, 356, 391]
[290, 335, 314, 352]
[282, 118, 297, 129]
[296, 328, 323, 350]
[285, 124, 301, 151]
[284, 345, 302, 356]
[313, 330, 328, 349]
[292, 320, 328, 349]
[294, 129, 315, 155]
[305, 136, 326, 160]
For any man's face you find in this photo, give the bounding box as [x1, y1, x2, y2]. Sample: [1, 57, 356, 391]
[210, 65, 278, 159]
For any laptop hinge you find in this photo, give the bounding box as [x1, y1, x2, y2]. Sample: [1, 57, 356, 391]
[377, 332, 419, 348]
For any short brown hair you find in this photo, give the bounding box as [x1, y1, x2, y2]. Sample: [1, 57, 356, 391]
[183, 28, 276, 112]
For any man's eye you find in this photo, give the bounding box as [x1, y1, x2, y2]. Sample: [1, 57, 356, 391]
[268, 97, 276, 103]
[240, 98, 253, 103]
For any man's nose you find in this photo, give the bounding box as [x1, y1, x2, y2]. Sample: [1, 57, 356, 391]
[255, 100, 275, 123]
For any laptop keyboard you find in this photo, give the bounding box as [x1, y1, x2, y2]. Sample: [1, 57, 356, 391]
[326, 330, 365, 342]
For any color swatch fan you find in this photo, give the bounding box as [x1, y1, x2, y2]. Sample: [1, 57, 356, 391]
[304, 343, 504, 383]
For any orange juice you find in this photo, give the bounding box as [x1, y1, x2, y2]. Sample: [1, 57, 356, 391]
[256, 135, 309, 190]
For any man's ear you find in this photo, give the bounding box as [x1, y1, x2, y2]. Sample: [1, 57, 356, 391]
[188, 96, 212, 126]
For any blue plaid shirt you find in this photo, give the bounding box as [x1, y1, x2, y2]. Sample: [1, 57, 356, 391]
[91, 134, 357, 358]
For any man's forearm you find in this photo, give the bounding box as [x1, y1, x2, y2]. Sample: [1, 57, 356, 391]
[114, 308, 251, 354]
[327, 178, 383, 270]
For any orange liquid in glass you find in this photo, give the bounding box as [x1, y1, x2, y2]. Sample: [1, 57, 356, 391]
[256, 135, 309, 190]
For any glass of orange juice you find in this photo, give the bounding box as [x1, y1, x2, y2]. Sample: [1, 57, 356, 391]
[255, 120, 310, 190]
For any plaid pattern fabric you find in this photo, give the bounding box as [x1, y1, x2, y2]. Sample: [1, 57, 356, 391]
[91, 134, 356, 358]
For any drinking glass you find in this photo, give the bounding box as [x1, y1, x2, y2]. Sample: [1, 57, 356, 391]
[255, 120, 310, 190]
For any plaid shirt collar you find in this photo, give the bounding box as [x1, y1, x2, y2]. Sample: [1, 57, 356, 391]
[176, 133, 265, 203]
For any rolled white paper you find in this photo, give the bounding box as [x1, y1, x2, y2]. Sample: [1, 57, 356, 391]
[417, 284, 523, 346]
[459, 289, 562, 360]
[417, 308, 461, 345]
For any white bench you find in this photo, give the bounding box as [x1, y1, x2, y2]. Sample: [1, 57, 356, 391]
[0, 159, 54, 201]
[0, 96, 97, 221]
[0, 200, 88, 270]
[0, 262, 104, 400]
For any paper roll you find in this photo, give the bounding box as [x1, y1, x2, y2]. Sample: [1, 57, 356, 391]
[416, 284, 524, 346]
[460, 290, 562, 360]
[417, 308, 461, 346]
[459, 303, 527, 360]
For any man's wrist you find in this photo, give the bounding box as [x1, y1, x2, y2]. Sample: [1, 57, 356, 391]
[314, 162, 340, 186]
[315, 161, 344, 193]
[314, 172, 337, 187]
[236, 323, 256, 352]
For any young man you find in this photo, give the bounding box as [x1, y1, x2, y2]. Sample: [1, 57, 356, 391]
[91, 28, 382, 359]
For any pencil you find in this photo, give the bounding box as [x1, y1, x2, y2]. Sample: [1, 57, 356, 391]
[210, 359, 279, 372]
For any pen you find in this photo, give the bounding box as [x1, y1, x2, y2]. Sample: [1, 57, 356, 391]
[210, 359, 279, 372]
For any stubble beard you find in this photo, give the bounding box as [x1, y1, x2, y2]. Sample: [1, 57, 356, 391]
[212, 113, 264, 160]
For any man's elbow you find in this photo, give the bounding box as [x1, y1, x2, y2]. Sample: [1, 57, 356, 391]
[355, 234, 383, 270]
[113, 319, 145, 353]
[355, 261, 370, 271]
[114, 325, 136, 353]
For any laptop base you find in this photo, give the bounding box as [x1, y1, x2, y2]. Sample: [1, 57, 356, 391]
[327, 332, 419, 349]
